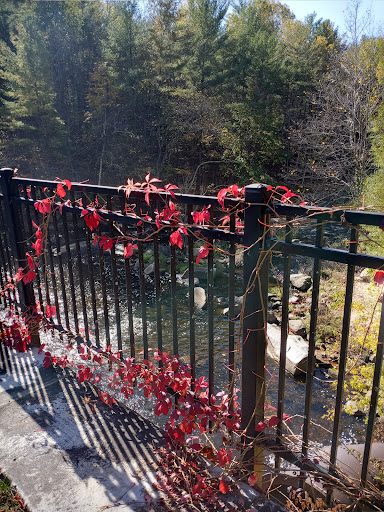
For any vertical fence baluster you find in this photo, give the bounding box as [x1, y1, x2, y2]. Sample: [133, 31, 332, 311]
[61, 203, 79, 334]
[0, 202, 15, 286]
[208, 237, 214, 401]
[70, 190, 89, 340]
[106, 196, 122, 354]
[82, 192, 99, 347]
[51, 195, 70, 330]
[97, 219, 110, 349]
[228, 213, 236, 401]
[327, 226, 357, 501]
[120, 197, 135, 358]
[31, 186, 51, 317]
[276, 219, 292, 469]
[44, 189, 61, 325]
[301, 219, 324, 460]
[138, 224, 148, 359]
[0, 225, 7, 306]
[170, 240, 178, 355]
[187, 205, 196, 381]
[153, 233, 163, 357]
[22, 187, 44, 308]
[241, 184, 269, 478]
[361, 288, 384, 485]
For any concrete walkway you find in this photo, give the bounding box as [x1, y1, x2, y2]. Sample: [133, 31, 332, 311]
[0, 344, 164, 512]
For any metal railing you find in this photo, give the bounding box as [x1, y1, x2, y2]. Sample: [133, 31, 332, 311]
[1, 168, 384, 495]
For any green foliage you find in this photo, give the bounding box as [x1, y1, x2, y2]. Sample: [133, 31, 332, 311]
[0, 473, 27, 512]
[0, 0, 381, 197]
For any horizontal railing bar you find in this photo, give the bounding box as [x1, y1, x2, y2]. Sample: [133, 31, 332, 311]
[10, 178, 384, 227]
[12, 177, 241, 208]
[271, 240, 384, 269]
[13, 196, 243, 243]
[12, 178, 384, 238]
[272, 203, 384, 227]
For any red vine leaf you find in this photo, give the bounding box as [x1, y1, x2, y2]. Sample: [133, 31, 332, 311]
[217, 188, 228, 207]
[192, 206, 210, 225]
[170, 228, 185, 249]
[45, 305, 56, 318]
[196, 243, 210, 265]
[123, 243, 137, 259]
[23, 270, 36, 284]
[27, 252, 35, 270]
[15, 268, 24, 282]
[228, 184, 239, 198]
[164, 183, 179, 198]
[374, 270, 384, 287]
[219, 478, 230, 494]
[281, 191, 298, 203]
[34, 198, 51, 214]
[255, 421, 268, 432]
[81, 209, 102, 231]
[56, 183, 66, 198]
[268, 416, 280, 427]
[217, 447, 232, 466]
[64, 179, 72, 190]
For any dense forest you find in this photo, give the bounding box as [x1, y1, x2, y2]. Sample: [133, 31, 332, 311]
[0, 0, 384, 203]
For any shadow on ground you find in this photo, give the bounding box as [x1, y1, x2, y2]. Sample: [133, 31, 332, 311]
[0, 343, 164, 512]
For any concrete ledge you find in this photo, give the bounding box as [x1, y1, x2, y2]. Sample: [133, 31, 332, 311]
[0, 344, 163, 512]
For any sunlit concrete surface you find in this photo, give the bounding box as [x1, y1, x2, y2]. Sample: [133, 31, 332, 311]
[0, 344, 164, 512]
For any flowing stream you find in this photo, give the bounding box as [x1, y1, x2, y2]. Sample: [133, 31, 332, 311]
[71, 259, 367, 449]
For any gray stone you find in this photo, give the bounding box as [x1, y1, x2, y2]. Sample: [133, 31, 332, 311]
[288, 319, 306, 338]
[267, 311, 280, 324]
[144, 263, 155, 275]
[358, 268, 371, 282]
[234, 295, 244, 306]
[345, 400, 367, 417]
[290, 273, 312, 292]
[182, 266, 216, 279]
[177, 275, 199, 286]
[267, 323, 308, 376]
[235, 248, 243, 267]
[194, 287, 206, 308]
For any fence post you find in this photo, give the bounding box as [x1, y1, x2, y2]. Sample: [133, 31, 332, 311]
[0, 168, 40, 346]
[241, 184, 270, 481]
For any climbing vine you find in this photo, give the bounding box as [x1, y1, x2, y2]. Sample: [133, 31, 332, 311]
[1, 169, 384, 510]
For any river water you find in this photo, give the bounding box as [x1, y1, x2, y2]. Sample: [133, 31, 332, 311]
[71, 257, 367, 449]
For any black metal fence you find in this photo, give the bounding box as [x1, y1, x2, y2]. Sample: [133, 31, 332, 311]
[1, 167, 384, 494]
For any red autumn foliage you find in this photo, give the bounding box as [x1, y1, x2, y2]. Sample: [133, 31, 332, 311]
[81, 209, 102, 231]
[196, 243, 211, 265]
[34, 198, 51, 214]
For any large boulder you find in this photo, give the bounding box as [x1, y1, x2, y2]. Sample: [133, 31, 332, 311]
[267, 323, 308, 377]
[194, 287, 206, 309]
[290, 273, 312, 292]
